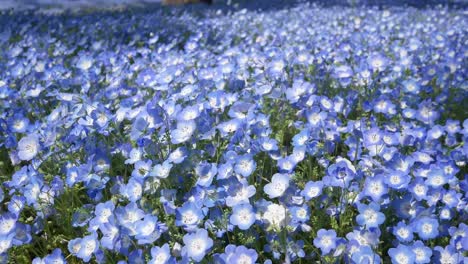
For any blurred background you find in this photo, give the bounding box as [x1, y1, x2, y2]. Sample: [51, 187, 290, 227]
[0, 0, 467, 11]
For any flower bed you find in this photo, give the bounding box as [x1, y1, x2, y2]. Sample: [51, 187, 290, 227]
[0, 2, 467, 263]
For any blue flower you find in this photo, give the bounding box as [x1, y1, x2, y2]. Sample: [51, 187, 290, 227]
[384, 170, 411, 190]
[234, 154, 256, 178]
[115, 202, 145, 235]
[0, 213, 17, 237]
[149, 243, 173, 264]
[73, 232, 99, 262]
[135, 215, 166, 244]
[131, 160, 152, 180]
[196, 162, 217, 187]
[42, 248, 66, 264]
[150, 161, 173, 179]
[264, 173, 290, 199]
[325, 157, 356, 188]
[176, 202, 204, 231]
[225, 179, 256, 207]
[367, 53, 389, 72]
[411, 241, 432, 264]
[221, 245, 258, 264]
[0, 233, 14, 255]
[313, 229, 337, 255]
[171, 120, 197, 144]
[351, 245, 381, 264]
[333, 65, 353, 86]
[17, 134, 40, 161]
[7, 113, 29, 133]
[356, 202, 386, 229]
[388, 244, 416, 264]
[182, 228, 213, 262]
[120, 178, 143, 203]
[412, 217, 439, 240]
[230, 203, 256, 230]
[393, 221, 414, 242]
[301, 180, 323, 201]
[363, 175, 387, 202]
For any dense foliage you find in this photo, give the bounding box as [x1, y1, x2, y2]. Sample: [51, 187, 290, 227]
[0, 2, 467, 263]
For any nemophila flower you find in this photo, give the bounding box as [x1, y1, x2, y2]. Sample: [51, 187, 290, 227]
[356, 202, 386, 229]
[196, 162, 217, 187]
[411, 241, 432, 264]
[99, 220, 119, 250]
[76, 55, 94, 71]
[363, 175, 388, 202]
[125, 148, 142, 165]
[171, 120, 196, 144]
[17, 134, 40, 161]
[220, 245, 258, 264]
[71, 232, 99, 263]
[261, 203, 289, 230]
[7, 113, 29, 133]
[289, 206, 310, 231]
[277, 156, 297, 173]
[264, 173, 289, 199]
[363, 128, 382, 148]
[176, 202, 204, 230]
[135, 215, 166, 244]
[301, 180, 323, 201]
[167, 147, 188, 164]
[115, 202, 144, 235]
[0, 213, 16, 237]
[131, 159, 152, 180]
[426, 125, 444, 140]
[182, 228, 213, 262]
[285, 79, 312, 103]
[389, 244, 416, 264]
[367, 53, 389, 72]
[412, 217, 439, 240]
[402, 79, 421, 94]
[439, 207, 453, 220]
[373, 98, 396, 116]
[217, 119, 242, 136]
[393, 221, 414, 242]
[136, 68, 157, 87]
[150, 161, 172, 179]
[89, 200, 114, 229]
[408, 177, 428, 201]
[416, 101, 439, 125]
[149, 244, 173, 264]
[425, 169, 447, 189]
[292, 129, 310, 147]
[234, 155, 256, 178]
[325, 157, 356, 187]
[433, 245, 461, 264]
[120, 177, 143, 203]
[289, 146, 306, 164]
[313, 229, 337, 255]
[230, 203, 256, 230]
[306, 107, 327, 127]
[0, 233, 14, 255]
[320, 96, 334, 111]
[33, 248, 66, 264]
[178, 105, 200, 121]
[385, 170, 411, 190]
[351, 245, 381, 264]
[225, 179, 256, 207]
[333, 65, 353, 86]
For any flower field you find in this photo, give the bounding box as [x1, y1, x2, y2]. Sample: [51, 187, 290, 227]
[0, 1, 467, 263]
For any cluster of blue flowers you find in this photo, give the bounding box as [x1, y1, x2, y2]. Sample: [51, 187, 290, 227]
[0, 2, 467, 263]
